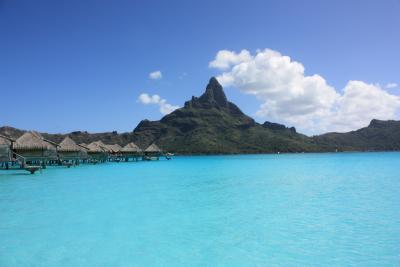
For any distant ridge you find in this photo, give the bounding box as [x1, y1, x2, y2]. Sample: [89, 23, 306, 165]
[1, 78, 400, 153]
[314, 119, 400, 151]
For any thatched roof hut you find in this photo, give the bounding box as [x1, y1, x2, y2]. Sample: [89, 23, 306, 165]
[13, 131, 50, 151]
[58, 137, 88, 161]
[86, 142, 105, 153]
[12, 131, 58, 161]
[91, 141, 109, 152]
[105, 144, 122, 153]
[85, 141, 108, 162]
[119, 142, 142, 161]
[58, 137, 81, 152]
[144, 143, 162, 154]
[121, 142, 142, 153]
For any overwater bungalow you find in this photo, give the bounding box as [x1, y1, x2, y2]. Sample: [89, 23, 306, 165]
[58, 136, 87, 165]
[0, 135, 13, 167]
[93, 140, 114, 159]
[120, 142, 142, 161]
[105, 144, 122, 161]
[143, 143, 162, 160]
[107, 144, 122, 153]
[93, 141, 110, 152]
[86, 141, 108, 162]
[12, 131, 59, 167]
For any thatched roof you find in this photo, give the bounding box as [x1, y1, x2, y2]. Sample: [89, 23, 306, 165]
[105, 144, 122, 153]
[93, 140, 106, 146]
[13, 131, 55, 150]
[87, 141, 106, 152]
[145, 143, 162, 153]
[0, 135, 11, 145]
[91, 140, 108, 151]
[58, 137, 81, 152]
[78, 143, 89, 151]
[121, 142, 142, 152]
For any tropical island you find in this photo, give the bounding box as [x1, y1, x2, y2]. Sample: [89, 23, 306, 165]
[1, 77, 400, 154]
[2, 1, 400, 266]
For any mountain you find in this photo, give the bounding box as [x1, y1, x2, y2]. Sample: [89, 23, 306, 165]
[1, 77, 400, 153]
[313, 119, 400, 151]
[130, 77, 319, 153]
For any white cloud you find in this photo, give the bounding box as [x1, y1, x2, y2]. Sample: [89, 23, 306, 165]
[149, 70, 162, 80]
[138, 93, 179, 115]
[324, 81, 400, 132]
[386, 82, 398, 89]
[210, 49, 400, 134]
[209, 50, 251, 70]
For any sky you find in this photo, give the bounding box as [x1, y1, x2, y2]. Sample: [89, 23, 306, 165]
[1, 0, 400, 135]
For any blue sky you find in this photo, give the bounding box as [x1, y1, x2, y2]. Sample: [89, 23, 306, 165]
[1, 0, 399, 134]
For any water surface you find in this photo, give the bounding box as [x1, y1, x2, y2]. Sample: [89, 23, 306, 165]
[1, 153, 399, 266]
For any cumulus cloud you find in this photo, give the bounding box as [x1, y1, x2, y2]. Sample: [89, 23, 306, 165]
[210, 49, 400, 134]
[138, 93, 179, 115]
[386, 82, 398, 89]
[209, 50, 251, 70]
[326, 81, 400, 132]
[149, 71, 162, 80]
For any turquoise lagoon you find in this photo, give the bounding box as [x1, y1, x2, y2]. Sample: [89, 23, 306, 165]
[0, 153, 400, 266]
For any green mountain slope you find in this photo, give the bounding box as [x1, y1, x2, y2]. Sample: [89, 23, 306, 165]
[131, 77, 320, 153]
[313, 119, 400, 151]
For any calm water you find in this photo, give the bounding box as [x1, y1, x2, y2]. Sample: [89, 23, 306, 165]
[0, 153, 400, 266]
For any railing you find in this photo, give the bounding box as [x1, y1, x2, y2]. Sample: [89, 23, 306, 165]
[12, 152, 26, 167]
